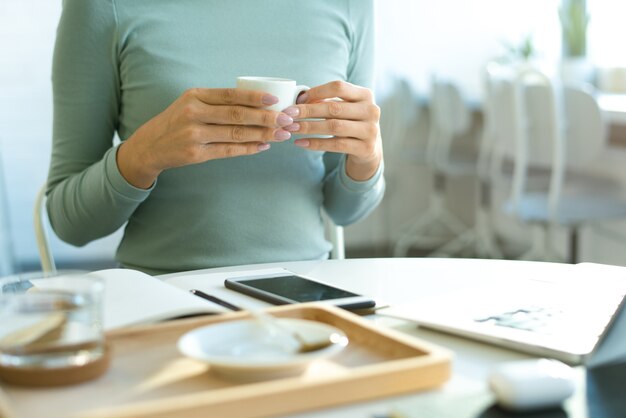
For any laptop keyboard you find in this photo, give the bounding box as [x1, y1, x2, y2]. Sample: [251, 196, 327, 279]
[474, 305, 565, 334]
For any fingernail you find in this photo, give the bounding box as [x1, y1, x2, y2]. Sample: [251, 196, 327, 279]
[277, 114, 293, 126]
[262, 94, 279, 105]
[294, 139, 310, 148]
[258, 143, 271, 151]
[274, 130, 291, 140]
[283, 106, 300, 117]
[284, 123, 300, 132]
[296, 93, 309, 104]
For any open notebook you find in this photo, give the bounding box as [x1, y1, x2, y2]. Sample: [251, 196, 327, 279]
[91, 267, 290, 330]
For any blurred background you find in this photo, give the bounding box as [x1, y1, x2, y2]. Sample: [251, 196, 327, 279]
[3, 0, 626, 273]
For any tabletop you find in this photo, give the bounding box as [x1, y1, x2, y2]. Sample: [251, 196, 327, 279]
[159, 257, 626, 418]
[2, 258, 623, 418]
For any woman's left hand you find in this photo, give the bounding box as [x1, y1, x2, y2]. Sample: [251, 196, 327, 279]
[282, 80, 382, 181]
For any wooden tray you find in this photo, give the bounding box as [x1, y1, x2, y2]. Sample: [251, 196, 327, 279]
[0, 304, 452, 418]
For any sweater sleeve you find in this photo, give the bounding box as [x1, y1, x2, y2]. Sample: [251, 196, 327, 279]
[47, 0, 153, 247]
[322, 0, 385, 226]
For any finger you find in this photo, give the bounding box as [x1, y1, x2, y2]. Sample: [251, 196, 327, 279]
[186, 88, 279, 108]
[293, 137, 369, 155]
[285, 101, 377, 121]
[299, 80, 373, 103]
[290, 119, 376, 139]
[204, 142, 271, 159]
[191, 124, 291, 143]
[198, 104, 293, 127]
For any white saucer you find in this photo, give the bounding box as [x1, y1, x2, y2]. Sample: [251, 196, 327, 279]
[177, 318, 348, 381]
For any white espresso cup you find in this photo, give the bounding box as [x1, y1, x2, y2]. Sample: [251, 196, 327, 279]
[237, 76, 309, 111]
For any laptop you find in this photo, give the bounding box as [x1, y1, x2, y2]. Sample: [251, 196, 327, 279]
[384, 263, 626, 365]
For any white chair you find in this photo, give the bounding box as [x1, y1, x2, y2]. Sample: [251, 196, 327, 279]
[0, 147, 16, 276]
[394, 77, 475, 257]
[34, 185, 345, 273]
[379, 76, 425, 168]
[322, 211, 345, 260]
[485, 65, 564, 257]
[34, 184, 56, 273]
[502, 69, 626, 263]
[480, 63, 565, 258]
[377, 77, 424, 249]
[431, 66, 508, 259]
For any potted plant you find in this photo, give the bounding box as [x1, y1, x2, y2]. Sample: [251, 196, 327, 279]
[559, 0, 593, 85]
[560, 0, 588, 58]
[503, 34, 536, 64]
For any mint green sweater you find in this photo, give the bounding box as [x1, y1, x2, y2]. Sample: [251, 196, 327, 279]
[48, 0, 384, 275]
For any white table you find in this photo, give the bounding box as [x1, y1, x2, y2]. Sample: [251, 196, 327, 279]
[598, 93, 626, 125]
[160, 257, 610, 418]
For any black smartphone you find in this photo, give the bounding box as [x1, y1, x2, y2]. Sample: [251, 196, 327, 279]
[224, 271, 376, 311]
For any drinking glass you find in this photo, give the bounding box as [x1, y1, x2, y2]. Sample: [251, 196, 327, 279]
[0, 271, 105, 370]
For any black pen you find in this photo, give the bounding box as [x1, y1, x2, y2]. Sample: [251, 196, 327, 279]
[190, 289, 242, 312]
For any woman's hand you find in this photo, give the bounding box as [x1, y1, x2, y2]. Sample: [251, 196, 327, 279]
[283, 81, 382, 181]
[117, 88, 295, 189]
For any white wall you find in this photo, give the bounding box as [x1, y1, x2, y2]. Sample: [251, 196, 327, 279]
[373, 0, 626, 98]
[374, 0, 560, 100]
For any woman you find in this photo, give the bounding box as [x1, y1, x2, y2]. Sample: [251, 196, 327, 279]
[48, 0, 384, 274]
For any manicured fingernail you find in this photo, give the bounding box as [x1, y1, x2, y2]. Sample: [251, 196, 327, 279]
[262, 94, 279, 105]
[274, 130, 291, 140]
[283, 106, 300, 117]
[258, 143, 271, 151]
[277, 114, 293, 126]
[294, 139, 310, 147]
[296, 93, 309, 104]
[284, 123, 300, 132]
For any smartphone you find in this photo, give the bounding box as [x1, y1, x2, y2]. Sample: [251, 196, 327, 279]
[224, 271, 376, 311]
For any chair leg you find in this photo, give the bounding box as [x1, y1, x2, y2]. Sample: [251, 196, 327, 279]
[431, 178, 504, 259]
[429, 227, 476, 257]
[518, 224, 564, 263]
[474, 207, 504, 259]
[545, 223, 565, 262]
[433, 218, 503, 260]
[393, 189, 468, 257]
[569, 227, 579, 264]
[393, 205, 447, 257]
[519, 225, 548, 261]
[34, 185, 56, 274]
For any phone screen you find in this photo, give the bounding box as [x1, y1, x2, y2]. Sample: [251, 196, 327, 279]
[235, 275, 360, 302]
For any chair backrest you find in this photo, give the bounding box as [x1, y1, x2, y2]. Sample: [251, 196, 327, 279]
[428, 77, 472, 169]
[485, 65, 519, 183]
[548, 85, 606, 217]
[379, 76, 420, 152]
[35, 184, 346, 269]
[34, 184, 56, 273]
[488, 66, 567, 210]
[0, 147, 16, 276]
[477, 64, 498, 180]
[322, 211, 345, 260]
[561, 85, 606, 166]
[479, 62, 521, 182]
[511, 70, 557, 209]
[487, 64, 606, 169]
[501, 68, 607, 218]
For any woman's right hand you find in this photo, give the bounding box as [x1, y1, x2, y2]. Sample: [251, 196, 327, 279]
[117, 88, 295, 189]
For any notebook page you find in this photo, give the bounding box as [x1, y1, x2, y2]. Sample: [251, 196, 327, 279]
[90, 268, 227, 330]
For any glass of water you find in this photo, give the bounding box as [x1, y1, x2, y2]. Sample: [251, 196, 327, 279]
[0, 271, 105, 372]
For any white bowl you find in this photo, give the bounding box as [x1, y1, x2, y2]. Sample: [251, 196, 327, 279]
[177, 318, 348, 381]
